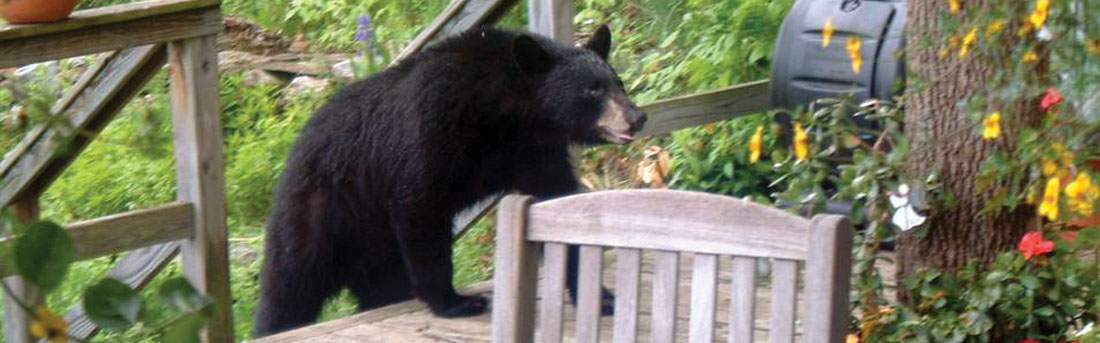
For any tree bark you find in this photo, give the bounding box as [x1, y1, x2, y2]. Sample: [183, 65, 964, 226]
[898, 1, 1041, 301]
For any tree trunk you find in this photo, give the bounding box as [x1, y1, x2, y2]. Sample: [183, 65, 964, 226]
[898, 1, 1042, 300]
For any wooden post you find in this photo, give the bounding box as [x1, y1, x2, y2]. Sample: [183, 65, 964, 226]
[528, 0, 573, 44]
[805, 215, 853, 343]
[168, 34, 233, 343]
[491, 195, 537, 343]
[3, 197, 41, 343]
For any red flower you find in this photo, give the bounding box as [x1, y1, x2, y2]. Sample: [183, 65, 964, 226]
[1018, 232, 1054, 260]
[1018, 340, 1039, 343]
[1059, 230, 1078, 243]
[1041, 87, 1064, 110]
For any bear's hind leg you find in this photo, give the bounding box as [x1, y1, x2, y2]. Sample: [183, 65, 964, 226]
[346, 258, 415, 311]
[254, 255, 341, 337]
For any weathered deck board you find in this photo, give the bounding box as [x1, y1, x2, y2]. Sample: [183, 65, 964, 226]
[251, 252, 897, 343]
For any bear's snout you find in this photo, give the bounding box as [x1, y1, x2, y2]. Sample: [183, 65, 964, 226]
[627, 106, 647, 133]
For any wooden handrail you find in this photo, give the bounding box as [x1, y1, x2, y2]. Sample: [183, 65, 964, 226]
[638, 79, 771, 137]
[0, 202, 194, 278]
[0, 0, 218, 40]
[0, 0, 220, 68]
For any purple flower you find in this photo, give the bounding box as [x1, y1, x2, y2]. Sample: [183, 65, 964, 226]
[355, 29, 373, 43]
[355, 12, 377, 56]
[355, 13, 375, 45]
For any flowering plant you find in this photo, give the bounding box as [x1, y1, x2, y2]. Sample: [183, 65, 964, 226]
[871, 231, 1099, 342]
[747, 0, 1100, 340]
[1, 220, 213, 343]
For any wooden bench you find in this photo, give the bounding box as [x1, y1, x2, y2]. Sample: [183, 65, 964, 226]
[493, 190, 853, 343]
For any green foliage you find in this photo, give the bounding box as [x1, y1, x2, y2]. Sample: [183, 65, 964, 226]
[665, 118, 781, 198]
[159, 278, 211, 315]
[235, 0, 450, 50]
[83, 278, 144, 332]
[749, 0, 1100, 341]
[14, 221, 74, 292]
[580, 0, 790, 103]
[453, 216, 497, 288]
[162, 313, 208, 343]
[2, 220, 212, 342]
[879, 232, 1099, 342]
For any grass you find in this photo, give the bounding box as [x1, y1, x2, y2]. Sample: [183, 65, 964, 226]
[2, 0, 788, 341]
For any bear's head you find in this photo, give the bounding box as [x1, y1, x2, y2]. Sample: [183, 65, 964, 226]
[513, 25, 647, 145]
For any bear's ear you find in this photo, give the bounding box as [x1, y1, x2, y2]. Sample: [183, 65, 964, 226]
[513, 34, 554, 75]
[583, 25, 611, 61]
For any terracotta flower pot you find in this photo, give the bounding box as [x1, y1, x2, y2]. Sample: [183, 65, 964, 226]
[0, 0, 80, 24]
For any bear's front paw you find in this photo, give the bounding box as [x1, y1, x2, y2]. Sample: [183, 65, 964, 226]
[434, 295, 488, 318]
[599, 288, 615, 316]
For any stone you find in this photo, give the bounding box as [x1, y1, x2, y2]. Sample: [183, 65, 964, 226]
[331, 59, 355, 80]
[284, 76, 330, 98]
[242, 69, 285, 87]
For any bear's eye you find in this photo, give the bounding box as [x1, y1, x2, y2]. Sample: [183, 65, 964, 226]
[585, 82, 603, 97]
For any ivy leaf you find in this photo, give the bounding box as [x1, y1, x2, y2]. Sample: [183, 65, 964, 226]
[83, 278, 143, 332]
[14, 221, 74, 292]
[1035, 305, 1056, 317]
[1020, 275, 1041, 290]
[162, 313, 205, 343]
[159, 277, 211, 314]
[961, 310, 993, 335]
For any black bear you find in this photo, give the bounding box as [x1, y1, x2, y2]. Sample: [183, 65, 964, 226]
[254, 25, 646, 337]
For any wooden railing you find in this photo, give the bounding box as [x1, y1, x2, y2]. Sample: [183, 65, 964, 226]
[0, 1, 230, 342]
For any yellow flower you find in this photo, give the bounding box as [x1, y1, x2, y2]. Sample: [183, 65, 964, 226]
[1030, 0, 1050, 29]
[1018, 24, 1034, 38]
[794, 123, 810, 161]
[1055, 142, 1074, 165]
[1042, 159, 1058, 176]
[986, 19, 1006, 36]
[847, 333, 861, 343]
[959, 26, 978, 58]
[1066, 172, 1092, 197]
[948, 0, 960, 14]
[847, 37, 863, 73]
[981, 112, 1001, 139]
[704, 123, 717, 133]
[29, 306, 67, 343]
[822, 17, 835, 48]
[1066, 172, 1099, 215]
[941, 34, 960, 58]
[749, 125, 764, 164]
[1023, 51, 1038, 62]
[1039, 177, 1060, 221]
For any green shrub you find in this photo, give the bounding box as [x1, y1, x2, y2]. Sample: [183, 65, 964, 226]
[878, 231, 1099, 342]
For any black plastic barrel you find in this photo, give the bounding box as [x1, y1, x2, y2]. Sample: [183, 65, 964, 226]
[770, 0, 907, 111]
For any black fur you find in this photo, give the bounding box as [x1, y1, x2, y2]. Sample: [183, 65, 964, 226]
[254, 26, 642, 337]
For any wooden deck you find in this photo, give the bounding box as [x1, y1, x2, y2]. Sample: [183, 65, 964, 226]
[252, 252, 897, 343]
